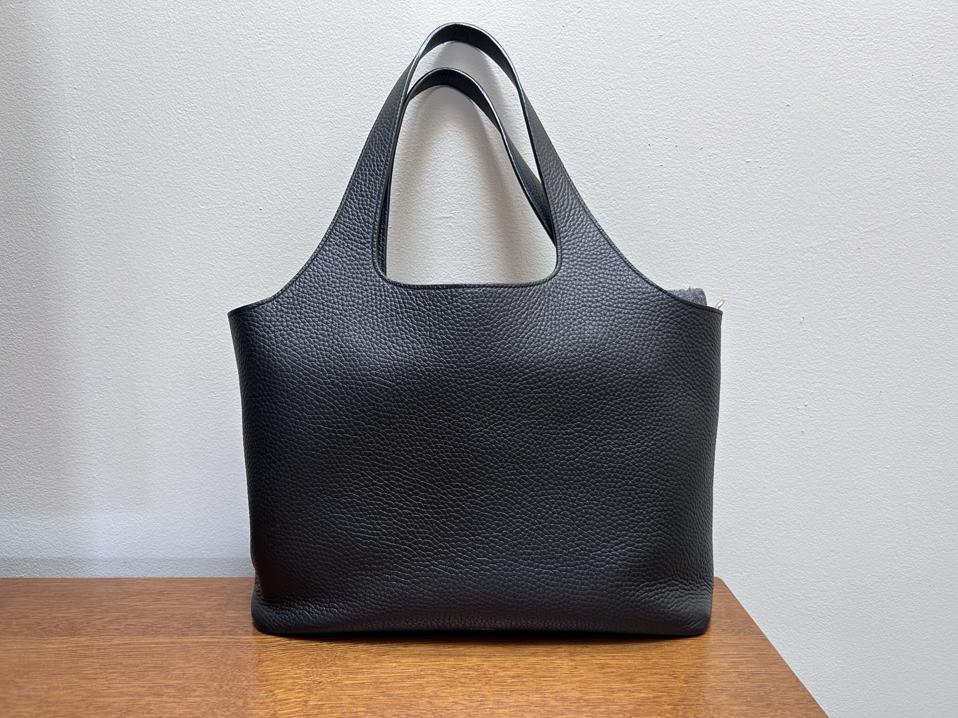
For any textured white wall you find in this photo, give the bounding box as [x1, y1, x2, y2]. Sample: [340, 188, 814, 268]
[2, 2, 956, 715]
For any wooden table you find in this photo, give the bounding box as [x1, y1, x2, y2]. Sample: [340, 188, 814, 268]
[0, 577, 823, 716]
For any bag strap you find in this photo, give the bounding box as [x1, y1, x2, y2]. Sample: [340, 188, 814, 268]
[388, 67, 554, 247]
[372, 23, 570, 275]
[318, 23, 605, 284]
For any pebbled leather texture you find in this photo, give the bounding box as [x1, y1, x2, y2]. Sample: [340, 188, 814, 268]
[229, 23, 722, 635]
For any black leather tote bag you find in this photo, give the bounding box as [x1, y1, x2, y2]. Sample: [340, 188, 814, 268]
[229, 23, 722, 635]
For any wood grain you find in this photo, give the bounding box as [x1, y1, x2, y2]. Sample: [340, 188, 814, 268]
[0, 578, 823, 717]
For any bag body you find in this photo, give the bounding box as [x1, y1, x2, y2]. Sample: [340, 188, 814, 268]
[229, 23, 722, 635]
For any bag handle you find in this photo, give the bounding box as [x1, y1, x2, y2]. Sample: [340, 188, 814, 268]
[384, 67, 555, 250]
[372, 23, 574, 275]
[317, 23, 604, 284]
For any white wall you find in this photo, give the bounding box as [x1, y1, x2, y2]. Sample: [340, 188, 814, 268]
[2, 2, 956, 715]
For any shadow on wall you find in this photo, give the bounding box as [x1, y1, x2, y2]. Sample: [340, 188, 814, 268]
[0, 3, 95, 574]
[1, 5, 256, 577]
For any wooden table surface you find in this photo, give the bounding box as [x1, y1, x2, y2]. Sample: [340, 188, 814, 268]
[0, 577, 823, 717]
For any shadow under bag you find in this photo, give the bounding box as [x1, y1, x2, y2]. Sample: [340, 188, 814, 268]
[229, 23, 722, 635]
